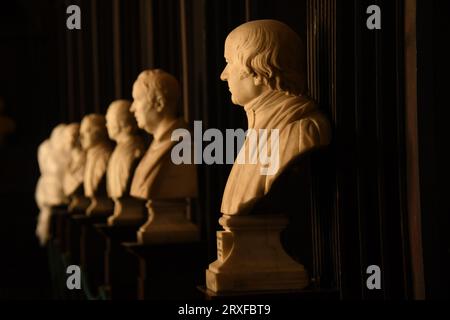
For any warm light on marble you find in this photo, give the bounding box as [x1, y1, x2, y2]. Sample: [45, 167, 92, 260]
[105, 99, 147, 226]
[207, 19, 332, 293]
[80, 114, 114, 216]
[130, 69, 198, 243]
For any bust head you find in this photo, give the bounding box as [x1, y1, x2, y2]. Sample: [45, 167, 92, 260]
[50, 124, 68, 152]
[106, 99, 138, 142]
[63, 123, 80, 151]
[130, 69, 180, 134]
[220, 19, 306, 106]
[80, 114, 109, 150]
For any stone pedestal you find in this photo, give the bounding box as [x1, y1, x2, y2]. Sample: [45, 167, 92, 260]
[198, 286, 339, 301]
[123, 242, 206, 300]
[95, 224, 142, 300]
[206, 214, 309, 293]
[49, 205, 69, 248]
[137, 199, 199, 244]
[108, 197, 146, 227]
[67, 214, 83, 265]
[74, 214, 110, 297]
[86, 196, 114, 217]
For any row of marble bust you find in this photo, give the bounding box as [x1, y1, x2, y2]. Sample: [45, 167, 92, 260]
[36, 69, 198, 246]
[35, 19, 332, 293]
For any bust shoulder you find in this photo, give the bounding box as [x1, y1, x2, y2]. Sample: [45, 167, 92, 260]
[296, 110, 332, 150]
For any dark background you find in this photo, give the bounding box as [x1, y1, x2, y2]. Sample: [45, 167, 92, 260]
[0, 0, 448, 299]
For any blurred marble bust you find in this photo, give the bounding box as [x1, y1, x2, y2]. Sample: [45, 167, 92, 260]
[80, 114, 114, 215]
[35, 124, 72, 245]
[219, 19, 332, 216]
[130, 69, 197, 201]
[62, 123, 89, 212]
[62, 123, 83, 195]
[105, 99, 147, 225]
[129, 69, 198, 243]
[35, 124, 71, 208]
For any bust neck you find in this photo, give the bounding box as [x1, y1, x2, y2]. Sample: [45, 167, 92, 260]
[244, 90, 281, 113]
[153, 116, 179, 142]
[114, 131, 134, 145]
[87, 140, 108, 154]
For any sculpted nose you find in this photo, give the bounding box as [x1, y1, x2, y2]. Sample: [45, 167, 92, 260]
[220, 67, 228, 81]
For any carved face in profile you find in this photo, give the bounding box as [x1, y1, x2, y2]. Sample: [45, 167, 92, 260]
[220, 20, 306, 105]
[220, 40, 264, 106]
[80, 118, 102, 150]
[106, 108, 120, 140]
[64, 124, 80, 151]
[106, 100, 136, 141]
[130, 80, 161, 134]
[220, 32, 271, 107]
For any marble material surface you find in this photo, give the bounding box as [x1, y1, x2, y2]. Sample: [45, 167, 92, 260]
[206, 215, 309, 292]
[80, 114, 114, 216]
[129, 69, 198, 243]
[207, 20, 331, 292]
[35, 124, 72, 245]
[105, 100, 147, 226]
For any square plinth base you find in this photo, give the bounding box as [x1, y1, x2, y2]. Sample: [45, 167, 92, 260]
[206, 268, 309, 293]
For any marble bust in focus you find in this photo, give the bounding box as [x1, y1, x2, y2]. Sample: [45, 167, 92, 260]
[219, 19, 331, 216]
[129, 69, 198, 243]
[80, 114, 114, 215]
[206, 19, 332, 293]
[105, 99, 147, 225]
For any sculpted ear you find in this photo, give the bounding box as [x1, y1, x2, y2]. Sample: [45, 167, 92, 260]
[119, 119, 131, 133]
[155, 95, 165, 113]
[253, 75, 264, 86]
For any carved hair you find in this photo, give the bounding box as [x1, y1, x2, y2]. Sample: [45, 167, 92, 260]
[82, 114, 109, 141]
[50, 124, 68, 151]
[65, 122, 80, 149]
[226, 19, 306, 96]
[66, 123, 80, 135]
[134, 69, 181, 116]
[107, 99, 138, 133]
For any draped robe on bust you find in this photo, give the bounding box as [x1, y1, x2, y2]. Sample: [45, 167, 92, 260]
[221, 90, 332, 215]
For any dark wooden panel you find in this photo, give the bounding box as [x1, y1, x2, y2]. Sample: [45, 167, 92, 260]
[96, 0, 115, 112]
[308, 0, 411, 299]
[201, 0, 247, 261]
[118, 0, 142, 100]
[416, 0, 450, 299]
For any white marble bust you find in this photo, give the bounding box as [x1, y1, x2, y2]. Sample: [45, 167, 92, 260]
[63, 123, 83, 195]
[80, 114, 114, 215]
[62, 123, 89, 212]
[35, 124, 71, 245]
[35, 124, 71, 209]
[130, 69, 197, 201]
[206, 19, 332, 293]
[105, 99, 147, 225]
[129, 69, 198, 243]
[219, 19, 331, 216]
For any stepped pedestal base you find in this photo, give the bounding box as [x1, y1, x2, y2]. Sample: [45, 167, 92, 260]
[206, 214, 309, 293]
[137, 199, 199, 244]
